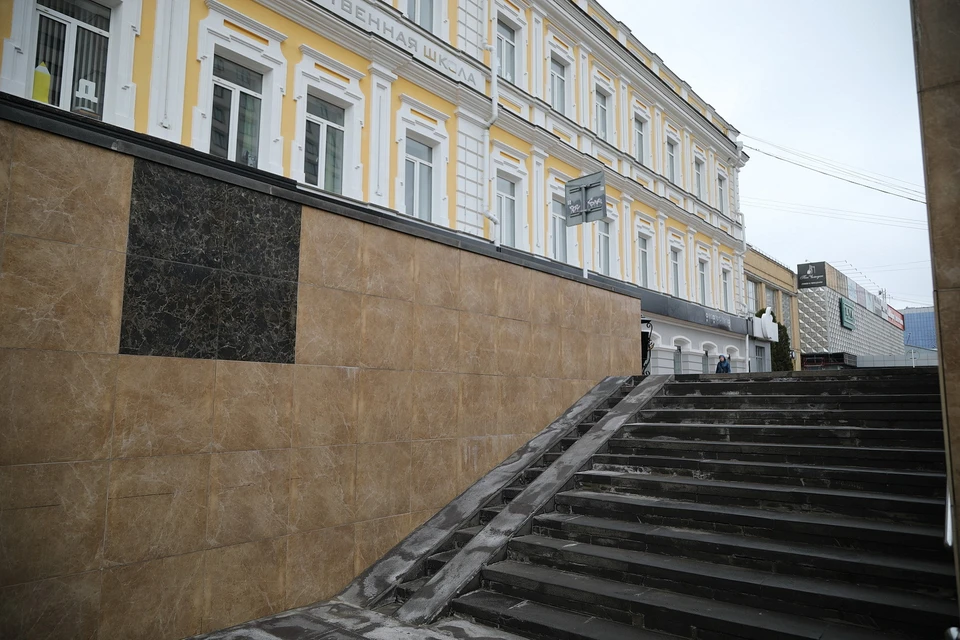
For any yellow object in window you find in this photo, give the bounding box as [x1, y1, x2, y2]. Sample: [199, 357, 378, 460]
[32, 63, 51, 104]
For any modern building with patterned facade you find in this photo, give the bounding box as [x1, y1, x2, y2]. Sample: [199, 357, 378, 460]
[0, 0, 755, 371]
[902, 305, 937, 350]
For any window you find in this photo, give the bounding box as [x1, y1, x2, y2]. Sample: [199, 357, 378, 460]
[765, 287, 776, 313]
[670, 248, 681, 297]
[694, 158, 704, 199]
[637, 235, 650, 288]
[747, 279, 759, 313]
[549, 199, 567, 262]
[721, 269, 731, 311]
[717, 174, 727, 213]
[550, 58, 566, 115]
[597, 220, 611, 275]
[406, 0, 434, 31]
[634, 118, 646, 165]
[497, 176, 517, 247]
[595, 89, 608, 140]
[497, 20, 516, 83]
[303, 94, 345, 193]
[781, 293, 793, 332]
[753, 345, 766, 373]
[698, 260, 708, 305]
[210, 55, 263, 167]
[666, 140, 678, 184]
[31, 0, 112, 119]
[405, 138, 434, 221]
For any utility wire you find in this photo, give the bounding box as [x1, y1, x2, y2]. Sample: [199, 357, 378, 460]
[741, 200, 927, 227]
[740, 205, 927, 231]
[742, 197, 927, 225]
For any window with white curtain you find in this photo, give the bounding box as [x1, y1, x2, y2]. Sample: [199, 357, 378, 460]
[31, 0, 111, 120]
[549, 198, 567, 262]
[550, 58, 566, 115]
[597, 220, 611, 275]
[405, 137, 434, 221]
[497, 20, 516, 84]
[406, 0, 435, 32]
[497, 176, 517, 247]
[638, 235, 650, 288]
[303, 94, 345, 194]
[210, 55, 263, 167]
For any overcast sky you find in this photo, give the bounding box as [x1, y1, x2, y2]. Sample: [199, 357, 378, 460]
[600, 0, 931, 309]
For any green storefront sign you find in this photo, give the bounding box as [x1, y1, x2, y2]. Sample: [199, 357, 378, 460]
[840, 297, 856, 330]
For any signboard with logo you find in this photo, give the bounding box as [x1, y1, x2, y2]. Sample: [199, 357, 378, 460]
[886, 305, 905, 330]
[564, 171, 606, 227]
[797, 262, 827, 289]
[839, 297, 856, 330]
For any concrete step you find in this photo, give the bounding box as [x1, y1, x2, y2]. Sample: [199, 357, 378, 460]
[507, 535, 956, 631]
[605, 438, 946, 471]
[646, 394, 943, 410]
[574, 470, 943, 524]
[452, 589, 679, 640]
[532, 512, 955, 593]
[555, 490, 944, 557]
[451, 525, 484, 548]
[663, 380, 940, 397]
[482, 560, 915, 639]
[426, 548, 458, 574]
[633, 408, 943, 427]
[589, 454, 945, 497]
[396, 575, 430, 600]
[619, 422, 944, 446]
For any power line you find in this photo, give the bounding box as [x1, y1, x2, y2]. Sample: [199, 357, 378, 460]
[741, 198, 928, 227]
[740, 204, 927, 231]
[742, 146, 928, 204]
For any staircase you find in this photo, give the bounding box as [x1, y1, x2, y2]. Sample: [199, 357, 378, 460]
[447, 369, 957, 639]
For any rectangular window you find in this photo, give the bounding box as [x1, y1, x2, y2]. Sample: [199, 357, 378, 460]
[637, 236, 649, 288]
[718, 174, 727, 213]
[694, 159, 704, 200]
[634, 118, 645, 165]
[210, 55, 263, 167]
[670, 248, 681, 297]
[497, 20, 516, 84]
[303, 94, 345, 193]
[32, 0, 111, 120]
[597, 220, 611, 276]
[722, 270, 731, 312]
[550, 58, 566, 115]
[595, 90, 608, 140]
[405, 0, 434, 32]
[746, 279, 759, 313]
[765, 287, 776, 312]
[698, 260, 708, 305]
[404, 138, 434, 221]
[550, 199, 567, 262]
[497, 176, 517, 247]
[666, 140, 677, 184]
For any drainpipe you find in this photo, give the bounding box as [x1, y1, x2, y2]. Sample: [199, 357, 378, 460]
[480, 2, 501, 247]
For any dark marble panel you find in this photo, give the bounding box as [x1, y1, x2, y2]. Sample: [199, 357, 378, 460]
[128, 161, 224, 269]
[217, 272, 297, 364]
[221, 184, 301, 281]
[120, 255, 220, 359]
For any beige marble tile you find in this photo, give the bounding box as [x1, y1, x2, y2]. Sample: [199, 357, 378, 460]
[459, 374, 500, 438]
[295, 284, 362, 366]
[458, 310, 497, 375]
[357, 368, 414, 443]
[202, 538, 286, 633]
[104, 455, 209, 565]
[584, 286, 613, 336]
[0, 462, 107, 587]
[0, 571, 100, 640]
[561, 328, 589, 380]
[529, 270, 562, 327]
[299, 207, 364, 292]
[214, 360, 293, 452]
[920, 83, 960, 290]
[362, 225, 415, 301]
[457, 436, 498, 491]
[355, 442, 411, 521]
[0, 349, 116, 465]
[528, 322, 562, 379]
[293, 365, 358, 447]
[289, 445, 356, 532]
[360, 295, 415, 370]
[913, 0, 960, 91]
[7, 127, 132, 252]
[207, 450, 291, 547]
[497, 262, 532, 321]
[413, 303, 459, 372]
[0, 235, 125, 352]
[498, 376, 536, 436]
[354, 513, 412, 575]
[113, 355, 215, 458]
[411, 371, 459, 440]
[411, 439, 459, 511]
[559, 278, 587, 331]
[0, 122, 16, 230]
[415, 238, 459, 309]
[285, 524, 356, 609]
[458, 250, 499, 316]
[100, 552, 204, 640]
[496, 317, 531, 377]
[586, 331, 612, 381]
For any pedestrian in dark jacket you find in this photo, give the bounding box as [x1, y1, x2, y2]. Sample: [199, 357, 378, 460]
[715, 355, 731, 373]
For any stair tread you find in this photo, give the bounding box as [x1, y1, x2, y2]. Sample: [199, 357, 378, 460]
[510, 534, 956, 615]
[454, 589, 678, 640]
[557, 489, 942, 537]
[622, 421, 943, 433]
[483, 560, 911, 639]
[533, 512, 955, 577]
[611, 437, 944, 454]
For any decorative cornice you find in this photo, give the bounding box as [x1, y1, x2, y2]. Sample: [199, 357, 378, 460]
[399, 94, 450, 122]
[299, 44, 365, 80]
[207, 0, 287, 42]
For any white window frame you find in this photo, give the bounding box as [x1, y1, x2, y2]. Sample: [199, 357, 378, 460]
[191, 1, 287, 175]
[697, 259, 710, 306]
[292, 45, 364, 198]
[496, 17, 517, 85]
[209, 56, 265, 167]
[721, 268, 732, 312]
[592, 218, 611, 276]
[594, 86, 612, 142]
[669, 238, 685, 298]
[666, 137, 679, 185]
[633, 115, 648, 166]
[637, 231, 653, 289]
[717, 172, 728, 214]
[694, 157, 705, 200]
[395, 94, 449, 226]
[406, 0, 439, 34]
[549, 57, 567, 116]
[548, 169, 578, 266]
[492, 141, 529, 251]
[545, 31, 574, 118]
[497, 174, 519, 247]
[549, 197, 568, 263]
[746, 278, 759, 313]
[2, 0, 141, 128]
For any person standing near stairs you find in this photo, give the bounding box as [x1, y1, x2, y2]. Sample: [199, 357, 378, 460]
[716, 355, 731, 373]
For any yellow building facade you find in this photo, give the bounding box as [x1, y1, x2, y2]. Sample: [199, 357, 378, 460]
[0, 0, 748, 321]
[744, 245, 801, 370]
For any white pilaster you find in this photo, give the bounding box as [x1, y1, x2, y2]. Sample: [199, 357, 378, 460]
[368, 62, 396, 207]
